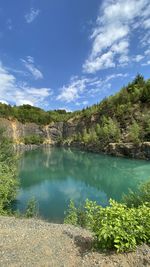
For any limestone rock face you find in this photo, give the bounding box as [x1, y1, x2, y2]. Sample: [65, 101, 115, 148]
[63, 118, 87, 139]
[43, 122, 64, 143]
[0, 116, 95, 143]
[0, 118, 150, 159]
[0, 118, 44, 143]
[0, 118, 64, 144]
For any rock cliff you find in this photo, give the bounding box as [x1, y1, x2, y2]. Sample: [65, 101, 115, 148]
[0, 117, 150, 159]
[0, 118, 63, 144]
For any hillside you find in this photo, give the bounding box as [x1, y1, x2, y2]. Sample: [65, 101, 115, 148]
[0, 74, 150, 158]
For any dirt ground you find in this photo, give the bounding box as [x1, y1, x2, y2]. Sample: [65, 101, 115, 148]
[0, 216, 150, 267]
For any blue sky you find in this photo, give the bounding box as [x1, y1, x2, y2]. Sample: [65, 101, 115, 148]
[0, 0, 150, 111]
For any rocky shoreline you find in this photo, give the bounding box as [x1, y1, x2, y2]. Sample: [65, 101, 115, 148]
[61, 141, 150, 160]
[14, 143, 53, 152]
[13, 141, 150, 160]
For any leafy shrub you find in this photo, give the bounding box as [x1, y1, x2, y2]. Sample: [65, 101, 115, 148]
[65, 199, 150, 252]
[0, 129, 18, 214]
[122, 180, 150, 207]
[64, 200, 78, 225]
[25, 198, 38, 218]
[97, 117, 120, 144]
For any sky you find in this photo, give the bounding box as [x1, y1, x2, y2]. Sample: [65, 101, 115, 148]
[0, 0, 150, 111]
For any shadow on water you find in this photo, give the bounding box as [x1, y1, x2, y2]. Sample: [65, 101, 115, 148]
[16, 147, 150, 222]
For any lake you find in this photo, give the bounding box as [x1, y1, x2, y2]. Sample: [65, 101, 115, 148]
[16, 146, 150, 222]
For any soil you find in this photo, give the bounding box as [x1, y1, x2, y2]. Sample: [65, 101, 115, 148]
[0, 216, 150, 267]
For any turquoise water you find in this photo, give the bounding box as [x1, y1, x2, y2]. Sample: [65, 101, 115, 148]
[17, 147, 150, 222]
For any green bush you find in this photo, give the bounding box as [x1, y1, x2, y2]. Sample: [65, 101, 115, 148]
[23, 135, 44, 145]
[0, 129, 18, 214]
[96, 117, 120, 144]
[64, 200, 78, 225]
[122, 180, 150, 207]
[65, 199, 150, 252]
[128, 120, 141, 144]
[25, 198, 38, 218]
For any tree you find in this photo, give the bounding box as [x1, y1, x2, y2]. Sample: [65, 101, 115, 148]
[88, 128, 98, 142]
[95, 124, 101, 136]
[128, 121, 141, 144]
[133, 74, 144, 85]
[99, 117, 121, 144]
[141, 81, 150, 103]
[82, 128, 89, 143]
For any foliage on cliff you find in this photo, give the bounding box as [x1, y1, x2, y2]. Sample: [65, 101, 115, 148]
[0, 129, 18, 214]
[65, 74, 150, 145]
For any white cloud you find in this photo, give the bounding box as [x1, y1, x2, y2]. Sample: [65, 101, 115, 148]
[84, 51, 115, 73]
[0, 61, 52, 106]
[57, 73, 128, 102]
[133, 55, 144, 62]
[25, 8, 40, 24]
[111, 40, 129, 54]
[105, 73, 128, 82]
[87, 73, 128, 97]
[118, 55, 129, 66]
[145, 49, 150, 55]
[140, 32, 150, 46]
[141, 60, 150, 66]
[89, 82, 112, 96]
[143, 18, 150, 29]
[21, 56, 43, 80]
[6, 19, 12, 31]
[0, 99, 9, 104]
[76, 100, 89, 107]
[57, 76, 93, 103]
[91, 25, 129, 58]
[83, 0, 150, 73]
[82, 101, 89, 106]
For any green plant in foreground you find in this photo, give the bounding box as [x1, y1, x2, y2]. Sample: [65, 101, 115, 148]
[64, 200, 78, 225]
[0, 129, 18, 215]
[25, 197, 39, 218]
[122, 180, 150, 207]
[64, 198, 150, 252]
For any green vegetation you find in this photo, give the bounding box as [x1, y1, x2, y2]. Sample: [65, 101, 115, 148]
[0, 129, 18, 214]
[128, 121, 142, 144]
[72, 74, 150, 145]
[0, 74, 150, 146]
[65, 180, 150, 252]
[0, 104, 75, 124]
[23, 135, 44, 145]
[25, 198, 39, 218]
[72, 116, 121, 146]
[122, 180, 150, 207]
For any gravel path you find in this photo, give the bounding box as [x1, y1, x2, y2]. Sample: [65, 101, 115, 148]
[0, 216, 150, 267]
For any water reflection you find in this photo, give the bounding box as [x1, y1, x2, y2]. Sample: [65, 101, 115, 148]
[17, 147, 150, 222]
